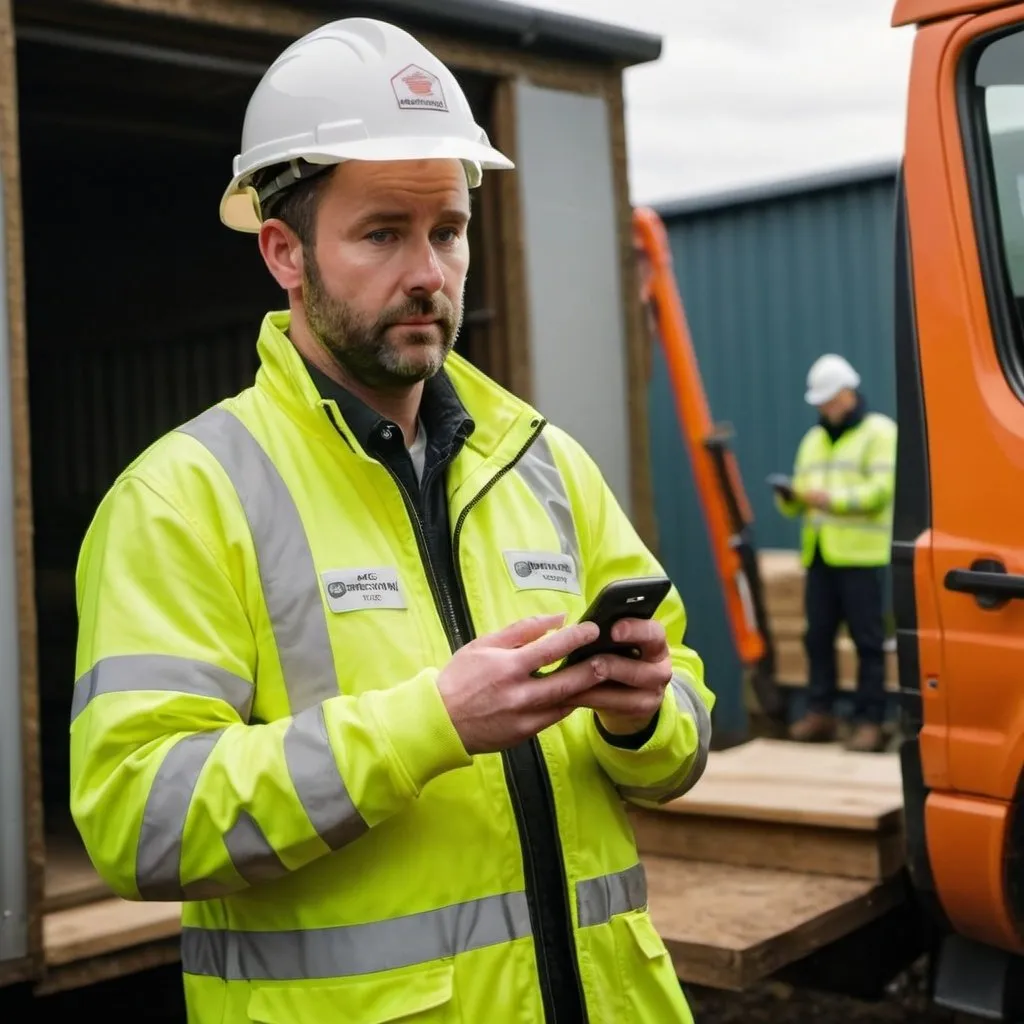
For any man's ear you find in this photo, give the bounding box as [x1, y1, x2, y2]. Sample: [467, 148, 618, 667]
[258, 219, 305, 291]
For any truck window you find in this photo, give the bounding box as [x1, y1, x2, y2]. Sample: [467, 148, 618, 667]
[964, 26, 1024, 394]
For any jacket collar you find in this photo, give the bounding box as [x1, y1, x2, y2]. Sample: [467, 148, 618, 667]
[820, 393, 867, 443]
[253, 310, 542, 461]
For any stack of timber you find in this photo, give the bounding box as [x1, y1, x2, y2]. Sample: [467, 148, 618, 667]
[37, 824, 181, 994]
[759, 549, 899, 692]
[632, 738, 907, 990]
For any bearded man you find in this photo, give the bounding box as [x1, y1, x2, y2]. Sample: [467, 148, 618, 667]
[69, 17, 714, 1024]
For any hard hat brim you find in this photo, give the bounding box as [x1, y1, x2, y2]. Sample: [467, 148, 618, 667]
[805, 385, 841, 406]
[219, 135, 515, 233]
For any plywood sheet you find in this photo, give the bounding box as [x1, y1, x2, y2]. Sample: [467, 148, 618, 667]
[630, 807, 905, 881]
[664, 740, 904, 832]
[44, 898, 181, 967]
[644, 855, 903, 990]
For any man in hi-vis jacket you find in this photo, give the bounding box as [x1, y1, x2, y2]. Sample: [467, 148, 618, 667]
[775, 353, 896, 753]
[70, 18, 714, 1024]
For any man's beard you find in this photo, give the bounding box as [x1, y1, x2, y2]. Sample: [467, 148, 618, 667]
[302, 255, 462, 389]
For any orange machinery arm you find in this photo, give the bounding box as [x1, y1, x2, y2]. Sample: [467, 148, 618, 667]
[632, 206, 783, 718]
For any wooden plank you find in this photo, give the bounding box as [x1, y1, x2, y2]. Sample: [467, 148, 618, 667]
[644, 855, 904, 991]
[704, 739, 903, 789]
[35, 937, 181, 996]
[21, 0, 610, 93]
[0, 0, 44, 975]
[630, 808, 906, 881]
[0, 954, 37, 989]
[664, 739, 905, 832]
[666, 778, 903, 831]
[44, 898, 181, 967]
[606, 66, 657, 553]
[44, 831, 111, 913]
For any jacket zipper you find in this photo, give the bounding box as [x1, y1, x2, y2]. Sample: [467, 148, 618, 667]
[328, 409, 587, 1021]
[450, 419, 589, 1024]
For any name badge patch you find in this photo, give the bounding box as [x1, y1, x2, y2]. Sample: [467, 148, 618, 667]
[322, 568, 407, 613]
[504, 550, 581, 595]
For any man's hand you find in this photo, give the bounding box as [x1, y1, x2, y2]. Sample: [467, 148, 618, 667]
[570, 618, 672, 736]
[437, 614, 602, 755]
[801, 489, 831, 511]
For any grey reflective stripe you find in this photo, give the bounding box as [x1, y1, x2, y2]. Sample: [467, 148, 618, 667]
[867, 462, 895, 473]
[179, 407, 338, 714]
[284, 704, 367, 851]
[137, 730, 225, 900]
[223, 811, 288, 887]
[809, 513, 891, 533]
[71, 654, 253, 725]
[577, 863, 647, 928]
[617, 675, 712, 805]
[799, 459, 863, 474]
[516, 430, 581, 571]
[181, 890, 532, 981]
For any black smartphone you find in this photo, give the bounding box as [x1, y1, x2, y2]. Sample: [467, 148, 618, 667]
[560, 575, 673, 668]
[766, 473, 796, 503]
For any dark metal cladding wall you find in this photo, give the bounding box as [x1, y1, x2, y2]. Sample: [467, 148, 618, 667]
[647, 165, 898, 738]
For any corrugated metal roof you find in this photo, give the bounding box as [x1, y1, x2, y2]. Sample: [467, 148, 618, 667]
[299, 0, 663, 65]
[653, 159, 900, 220]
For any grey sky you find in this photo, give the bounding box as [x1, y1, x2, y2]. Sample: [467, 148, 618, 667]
[526, 0, 916, 205]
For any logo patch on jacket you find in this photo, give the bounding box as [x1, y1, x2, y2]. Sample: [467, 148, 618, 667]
[321, 568, 407, 613]
[503, 551, 581, 595]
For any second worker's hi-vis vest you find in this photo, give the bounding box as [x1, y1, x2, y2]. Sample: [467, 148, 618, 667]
[777, 411, 898, 568]
[70, 310, 714, 1024]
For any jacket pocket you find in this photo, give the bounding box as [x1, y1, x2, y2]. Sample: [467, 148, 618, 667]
[617, 911, 694, 1023]
[623, 910, 669, 961]
[247, 962, 455, 1024]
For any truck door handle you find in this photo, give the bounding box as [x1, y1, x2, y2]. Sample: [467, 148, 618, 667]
[944, 559, 1024, 610]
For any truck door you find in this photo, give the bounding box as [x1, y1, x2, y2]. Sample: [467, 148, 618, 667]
[894, 1, 1024, 1009]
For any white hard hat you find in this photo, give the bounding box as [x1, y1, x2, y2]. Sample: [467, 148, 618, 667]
[804, 353, 861, 406]
[220, 18, 515, 232]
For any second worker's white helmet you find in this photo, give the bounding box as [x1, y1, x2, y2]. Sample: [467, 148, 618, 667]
[804, 353, 861, 406]
[220, 17, 515, 232]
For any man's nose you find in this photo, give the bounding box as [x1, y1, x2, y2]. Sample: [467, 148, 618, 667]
[403, 237, 446, 295]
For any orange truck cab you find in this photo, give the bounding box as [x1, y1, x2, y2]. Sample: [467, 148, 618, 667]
[893, 0, 1024, 1016]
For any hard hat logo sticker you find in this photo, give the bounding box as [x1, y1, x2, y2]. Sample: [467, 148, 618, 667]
[392, 64, 448, 112]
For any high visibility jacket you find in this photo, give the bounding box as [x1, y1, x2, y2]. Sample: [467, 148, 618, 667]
[776, 411, 897, 567]
[71, 311, 714, 1024]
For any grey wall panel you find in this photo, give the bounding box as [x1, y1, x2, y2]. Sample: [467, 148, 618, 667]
[514, 80, 632, 516]
[0, 157, 28, 964]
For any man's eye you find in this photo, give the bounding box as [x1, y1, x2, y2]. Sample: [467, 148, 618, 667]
[434, 228, 460, 244]
[367, 230, 394, 244]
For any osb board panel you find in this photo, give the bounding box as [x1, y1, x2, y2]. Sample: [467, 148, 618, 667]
[644, 856, 903, 990]
[630, 808, 906, 881]
[44, 897, 181, 967]
[664, 739, 904, 832]
[0, 0, 43, 973]
[52, 0, 609, 93]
